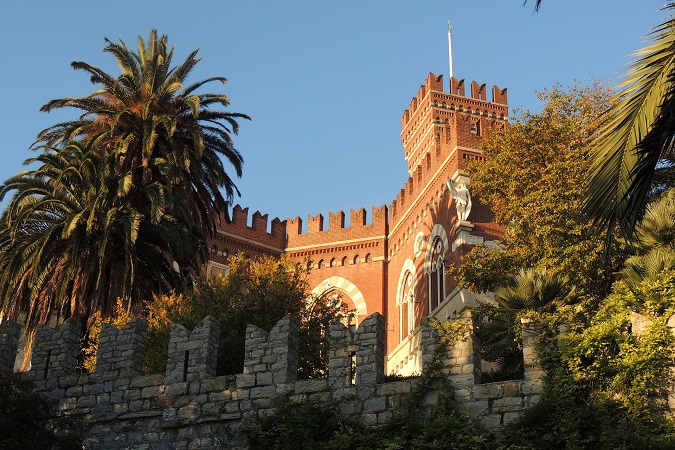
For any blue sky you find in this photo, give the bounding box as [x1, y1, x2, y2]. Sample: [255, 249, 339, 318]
[0, 1, 666, 227]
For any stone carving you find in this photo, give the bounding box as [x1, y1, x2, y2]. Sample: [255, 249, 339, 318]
[446, 178, 472, 222]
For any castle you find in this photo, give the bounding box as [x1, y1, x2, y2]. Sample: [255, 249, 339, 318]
[208, 72, 508, 374]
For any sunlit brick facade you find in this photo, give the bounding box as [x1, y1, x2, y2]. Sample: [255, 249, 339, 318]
[210, 72, 508, 374]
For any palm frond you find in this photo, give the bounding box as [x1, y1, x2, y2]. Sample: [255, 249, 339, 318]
[585, 4, 675, 239]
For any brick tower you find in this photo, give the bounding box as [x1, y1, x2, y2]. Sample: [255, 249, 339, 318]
[385, 73, 507, 374]
[211, 72, 508, 375]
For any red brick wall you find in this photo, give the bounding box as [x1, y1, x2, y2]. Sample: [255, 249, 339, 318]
[211, 72, 508, 357]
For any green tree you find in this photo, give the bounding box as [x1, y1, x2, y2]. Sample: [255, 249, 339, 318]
[0, 142, 199, 337]
[478, 268, 574, 381]
[139, 253, 351, 377]
[622, 188, 675, 289]
[34, 30, 250, 238]
[0, 374, 82, 449]
[450, 83, 623, 301]
[0, 30, 249, 340]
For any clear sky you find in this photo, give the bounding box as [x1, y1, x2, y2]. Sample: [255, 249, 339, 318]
[0, 1, 666, 228]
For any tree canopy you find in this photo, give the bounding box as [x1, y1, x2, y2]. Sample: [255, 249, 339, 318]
[450, 83, 623, 300]
[0, 30, 249, 334]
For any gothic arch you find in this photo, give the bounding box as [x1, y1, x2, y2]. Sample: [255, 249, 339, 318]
[311, 276, 367, 322]
[396, 259, 417, 303]
[396, 259, 417, 340]
[424, 224, 449, 274]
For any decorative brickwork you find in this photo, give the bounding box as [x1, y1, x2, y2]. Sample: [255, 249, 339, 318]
[207, 72, 507, 363]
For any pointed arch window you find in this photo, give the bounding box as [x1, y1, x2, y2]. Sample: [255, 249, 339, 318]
[399, 272, 415, 341]
[428, 239, 446, 312]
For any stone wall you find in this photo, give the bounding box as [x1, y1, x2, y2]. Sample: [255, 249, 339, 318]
[0, 312, 547, 449]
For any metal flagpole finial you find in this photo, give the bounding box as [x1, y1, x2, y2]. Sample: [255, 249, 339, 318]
[447, 19, 454, 79]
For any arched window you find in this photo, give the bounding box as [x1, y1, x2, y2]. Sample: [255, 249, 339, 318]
[318, 259, 325, 269]
[365, 253, 372, 263]
[341, 256, 348, 266]
[428, 239, 446, 312]
[399, 272, 415, 340]
[353, 255, 359, 265]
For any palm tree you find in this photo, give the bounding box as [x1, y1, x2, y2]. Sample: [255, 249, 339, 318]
[622, 188, 675, 289]
[0, 142, 200, 333]
[478, 268, 574, 380]
[584, 4, 675, 239]
[34, 29, 250, 237]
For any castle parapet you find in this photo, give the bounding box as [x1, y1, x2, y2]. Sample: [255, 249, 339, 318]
[165, 316, 220, 383]
[28, 318, 80, 387]
[211, 204, 287, 259]
[471, 81, 486, 101]
[329, 313, 385, 395]
[0, 321, 21, 375]
[244, 315, 299, 386]
[402, 73, 508, 129]
[221, 204, 287, 240]
[0, 312, 573, 445]
[96, 318, 147, 378]
[285, 206, 388, 245]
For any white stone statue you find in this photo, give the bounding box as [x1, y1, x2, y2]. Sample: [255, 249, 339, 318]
[446, 178, 472, 222]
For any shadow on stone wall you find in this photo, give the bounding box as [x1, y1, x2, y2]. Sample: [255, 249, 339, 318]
[0, 312, 553, 449]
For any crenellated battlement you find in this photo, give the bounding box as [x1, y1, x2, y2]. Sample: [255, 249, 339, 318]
[1, 311, 672, 448]
[211, 204, 287, 261]
[401, 73, 508, 129]
[0, 312, 549, 449]
[286, 205, 388, 248]
[224, 204, 287, 239]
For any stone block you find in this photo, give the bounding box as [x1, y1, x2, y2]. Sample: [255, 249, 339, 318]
[338, 399, 361, 415]
[294, 379, 328, 394]
[130, 374, 164, 388]
[129, 399, 144, 412]
[456, 400, 489, 416]
[66, 385, 83, 397]
[519, 378, 543, 395]
[209, 391, 230, 402]
[77, 395, 96, 408]
[236, 374, 256, 388]
[491, 396, 524, 413]
[165, 382, 188, 396]
[376, 380, 411, 396]
[503, 411, 522, 426]
[178, 404, 200, 420]
[480, 414, 502, 430]
[363, 396, 387, 413]
[502, 380, 520, 397]
[250, 386, 274, 399]
[141, 385, 163, 398]
[472, 383, 503, 399]
[361, 413, 378, 425]
[256, 371, 273, 386]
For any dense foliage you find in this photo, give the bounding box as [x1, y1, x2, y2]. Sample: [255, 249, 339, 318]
[449, 84, 624, 300]
[84, 253, 351, 377]
[0, 375, 82, 450]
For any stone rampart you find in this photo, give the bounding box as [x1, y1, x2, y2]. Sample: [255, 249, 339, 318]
[0, 312, 550, 449]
